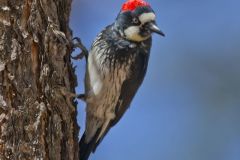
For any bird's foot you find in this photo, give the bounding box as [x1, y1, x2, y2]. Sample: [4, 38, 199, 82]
[71, 37, 88, 60]
[59, 87, 86, 102]
[76, 94, 86, 101]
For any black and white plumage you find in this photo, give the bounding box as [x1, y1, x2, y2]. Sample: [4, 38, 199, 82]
[79, 3, 164, 160]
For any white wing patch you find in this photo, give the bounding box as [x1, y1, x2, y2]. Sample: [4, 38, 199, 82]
[88, 50, 103, 97]
[85, 39, 137, 143]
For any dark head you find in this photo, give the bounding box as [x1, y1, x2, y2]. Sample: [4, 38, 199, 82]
[115, 0, 165, 42]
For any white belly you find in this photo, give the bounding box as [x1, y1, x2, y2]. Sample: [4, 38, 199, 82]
[84, 45, 136, 142]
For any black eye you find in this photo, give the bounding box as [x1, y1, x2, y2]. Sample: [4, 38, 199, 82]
[132, 17, 139, 24]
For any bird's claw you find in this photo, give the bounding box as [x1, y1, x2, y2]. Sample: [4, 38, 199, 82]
[76, 94, 86, 101]
[72, 37, 88, 60]
[60, 87, 86, 102]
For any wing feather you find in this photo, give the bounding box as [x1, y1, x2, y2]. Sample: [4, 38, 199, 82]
[92, 38, 152, 151]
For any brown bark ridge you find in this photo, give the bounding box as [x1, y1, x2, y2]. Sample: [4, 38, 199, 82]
[0, 0, 80, 160]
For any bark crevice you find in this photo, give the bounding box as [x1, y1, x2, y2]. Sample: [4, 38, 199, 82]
[0, 0, 79, 159]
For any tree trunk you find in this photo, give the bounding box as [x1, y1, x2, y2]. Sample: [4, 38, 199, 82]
[0, 0, 79, 159]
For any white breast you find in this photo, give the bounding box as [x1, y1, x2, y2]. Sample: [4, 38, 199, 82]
[85, 39, 137, 142]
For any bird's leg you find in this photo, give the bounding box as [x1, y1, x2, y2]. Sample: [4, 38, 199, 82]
[70, 38, 87, 102]
[71, 37, 88, 60]
[59, 87, 86, 102]
[77, 94, 86, 101]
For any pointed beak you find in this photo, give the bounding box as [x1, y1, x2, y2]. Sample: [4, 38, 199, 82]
[148, 22, 165, 37]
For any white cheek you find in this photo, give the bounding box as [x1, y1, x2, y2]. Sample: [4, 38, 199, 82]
[124, 26, 139, 38]
[139, 12, 156, 24]
[124, 26, 148, 42]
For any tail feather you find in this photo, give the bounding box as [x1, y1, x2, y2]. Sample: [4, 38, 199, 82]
[79, 128, 102, 160]
[92, 126, 111, 153]
[79, 122, 113, 160]
[79, 133, 93, 160]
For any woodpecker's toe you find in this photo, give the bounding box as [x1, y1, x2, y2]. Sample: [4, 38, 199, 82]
[77, 94, 86, 101]
[72, 37, 88, 60]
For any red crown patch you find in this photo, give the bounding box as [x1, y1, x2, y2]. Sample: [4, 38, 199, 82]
[121, 0, 150, 12]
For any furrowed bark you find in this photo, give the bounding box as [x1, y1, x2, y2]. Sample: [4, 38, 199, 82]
[0, 0, 79, 159]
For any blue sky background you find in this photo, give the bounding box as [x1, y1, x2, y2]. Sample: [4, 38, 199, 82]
[70, 0, 240, 160]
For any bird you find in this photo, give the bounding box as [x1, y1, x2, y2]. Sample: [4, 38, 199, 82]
[79, 0, 164, 160]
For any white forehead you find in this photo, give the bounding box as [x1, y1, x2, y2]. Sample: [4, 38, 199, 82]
[138, 12, 156, 24]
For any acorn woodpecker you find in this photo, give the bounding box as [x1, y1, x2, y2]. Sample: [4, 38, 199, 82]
[79, 0, 164, 160]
